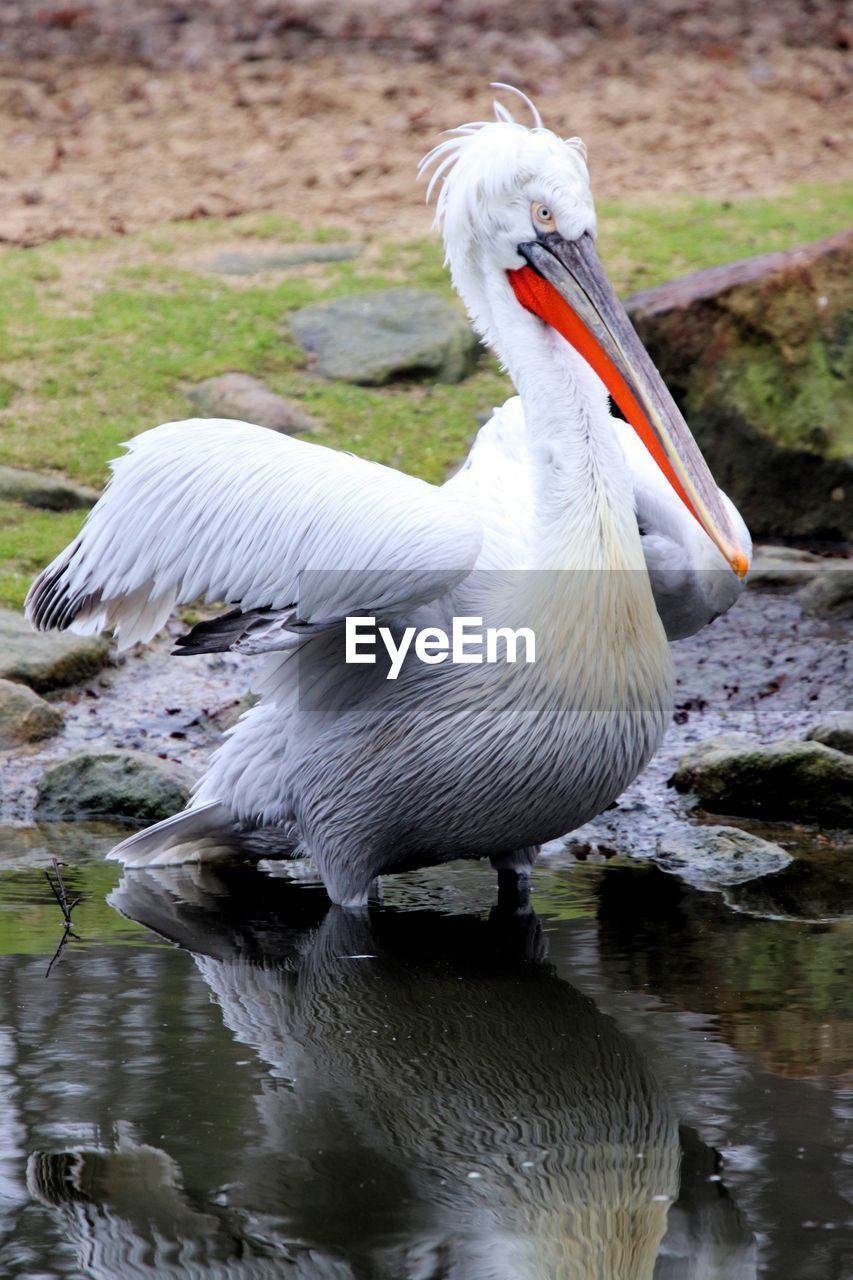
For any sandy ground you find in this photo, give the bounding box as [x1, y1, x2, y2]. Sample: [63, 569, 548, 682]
[1, 37, 851, 246]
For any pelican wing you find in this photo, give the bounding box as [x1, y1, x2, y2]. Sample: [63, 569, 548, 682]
[26, 418, 483, 649]
[442, 398, 532, 572]
[613, 417, 751, 640]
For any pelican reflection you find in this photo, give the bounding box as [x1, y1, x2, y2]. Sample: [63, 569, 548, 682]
[29, 865, 754, 1278]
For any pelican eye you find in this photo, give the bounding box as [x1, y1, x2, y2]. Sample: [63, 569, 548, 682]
[531, 201, 556, 232]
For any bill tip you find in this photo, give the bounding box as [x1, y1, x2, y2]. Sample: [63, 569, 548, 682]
[732, 549, 750, 580]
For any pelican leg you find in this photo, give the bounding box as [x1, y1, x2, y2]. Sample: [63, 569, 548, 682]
[490, 846, 537, 913]
[488, 856, 547, 964]
[494, 867, 531, 912]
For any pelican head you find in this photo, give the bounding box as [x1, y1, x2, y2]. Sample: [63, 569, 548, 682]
[421, 87, 750, 579]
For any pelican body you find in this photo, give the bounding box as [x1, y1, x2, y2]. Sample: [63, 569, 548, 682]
[26, 92, 751, 906]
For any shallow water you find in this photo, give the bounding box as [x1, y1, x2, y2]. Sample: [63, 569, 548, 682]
[0, 823, 850, 1279]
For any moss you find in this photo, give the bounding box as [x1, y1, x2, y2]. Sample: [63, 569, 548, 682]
[35, 750, 195, 821]
[694, 335, 852, 459]
[672, 736, 853, 827]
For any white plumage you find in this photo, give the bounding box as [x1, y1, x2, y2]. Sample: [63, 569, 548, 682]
[445, 395, 749, 637]
[27, 90, 751, 905]
[33, 417, 481, 650]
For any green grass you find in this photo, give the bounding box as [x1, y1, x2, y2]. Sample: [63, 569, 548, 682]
[1, 183, 850, 611]
[0, 502, 86, 612]
[596, 183, 853, 294]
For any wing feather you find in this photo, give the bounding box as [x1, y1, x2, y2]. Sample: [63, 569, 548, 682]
[27, 418, 483, 648]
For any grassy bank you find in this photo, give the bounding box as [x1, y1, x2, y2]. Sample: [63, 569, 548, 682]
[1, 182, 851, 612]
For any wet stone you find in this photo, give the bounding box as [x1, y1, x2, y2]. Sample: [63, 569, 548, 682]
[0, 679, 63, 747]
[805, 712, 853, 756]
[671, 733, 853, 827]
[289, 288, 481, 385]
[207, 244, 363, 275]
[35, 750, 195, 823]
[0, 609, 111, 693]
[795, 565, 853, 619]
[0, 465, 100, 511]
[747, 544, 827, 592]
[654, 823, 793, 886]
[726, 839, 853, 922]
[185, 373, 319, 434]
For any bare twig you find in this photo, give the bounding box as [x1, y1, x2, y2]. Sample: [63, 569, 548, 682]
[44, 859, 83, 977]
[44, 858, 82, 925]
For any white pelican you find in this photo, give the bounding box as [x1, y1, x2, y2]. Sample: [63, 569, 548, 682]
[27, 90, 751, 906]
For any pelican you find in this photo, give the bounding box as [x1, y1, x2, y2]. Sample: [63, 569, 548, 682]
[26, 89, 751, 906]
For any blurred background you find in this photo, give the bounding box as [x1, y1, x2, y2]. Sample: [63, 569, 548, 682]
[1, 0, 851, 243]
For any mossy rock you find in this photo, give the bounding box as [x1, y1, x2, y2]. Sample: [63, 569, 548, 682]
[628, 230, 853, 540]
[727, 839, 853, 922]
[35, 750, 195, 823]
[0, 609, 111, 693]
[671, 733, 853, 827]
[746, 544, 826, 592]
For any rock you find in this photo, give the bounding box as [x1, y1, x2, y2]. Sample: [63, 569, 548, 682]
[35, 750, 195, 823]
[671, 733, 853, 827]
[747, 544, 826, 591]
[0, 465, 99, 511]
[0, 609, 111, 693]
[795, 565, 853, 618]
[655, 823, 792, 886]
[185, 373, 318, 434]
[290, 288, 480, 385]
[747, 548, 852, 610]
[207, 244, 363, 275]
[627, 230, 853, 541]
[726, 839, 853, 922]
[0, 679, 63, 747]
[805, 712, 853, 756]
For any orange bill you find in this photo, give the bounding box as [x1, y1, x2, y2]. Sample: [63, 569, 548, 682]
[509, 233, 749, 578]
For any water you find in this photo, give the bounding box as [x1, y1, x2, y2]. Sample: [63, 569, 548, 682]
[0, 824, 850, 1279]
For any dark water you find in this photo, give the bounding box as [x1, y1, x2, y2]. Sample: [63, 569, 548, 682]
[0, 824, 851, 1280]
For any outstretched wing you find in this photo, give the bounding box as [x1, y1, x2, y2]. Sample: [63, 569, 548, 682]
[26, 418, 483, 649]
